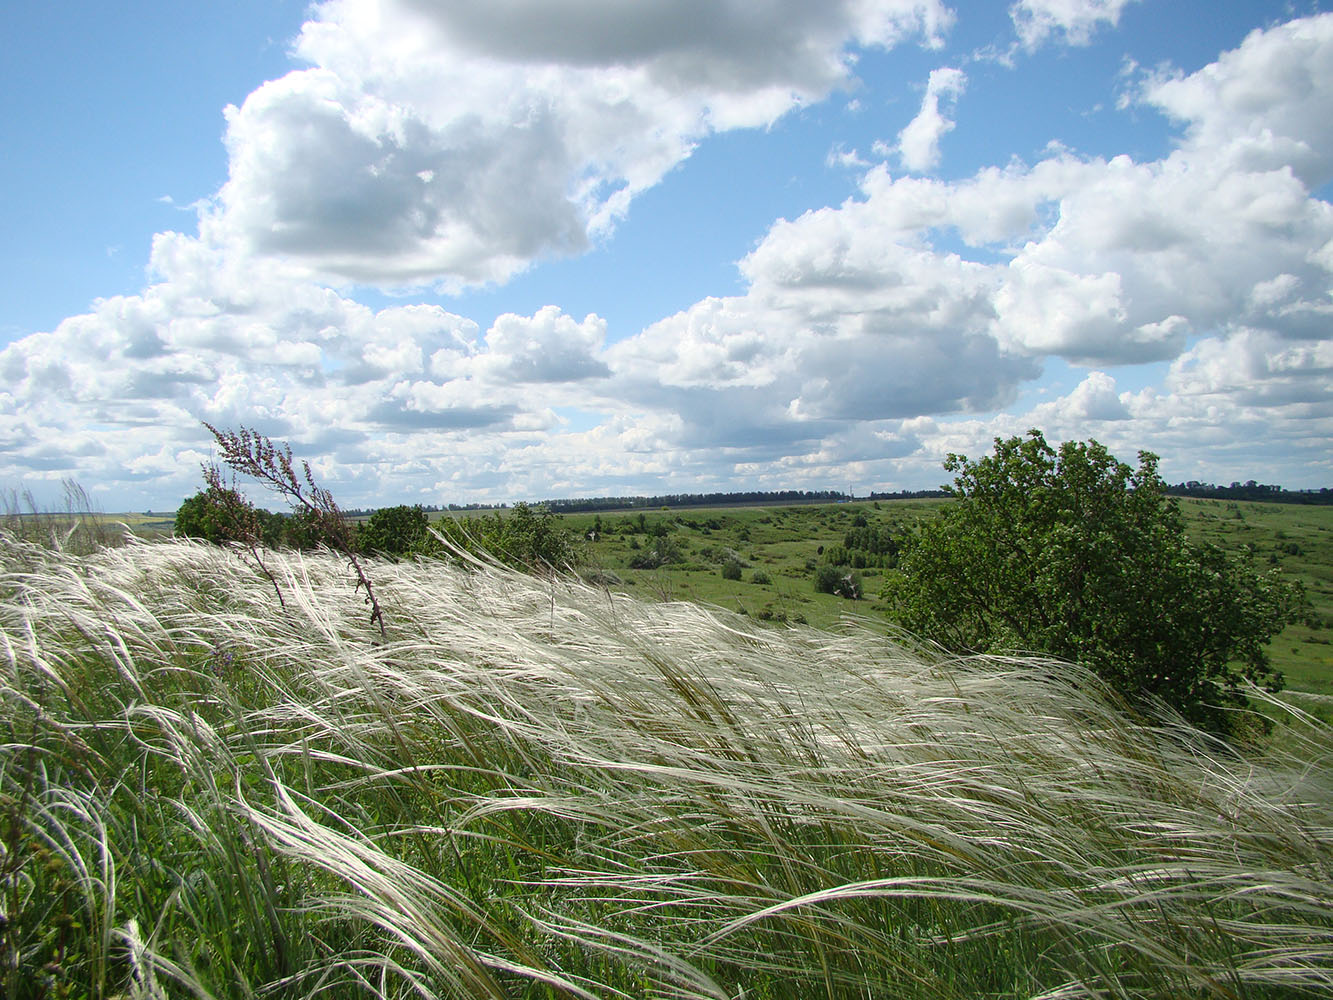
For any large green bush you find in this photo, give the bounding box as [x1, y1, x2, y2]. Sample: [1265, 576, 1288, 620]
[174, 486, 268, 545]
[358, 503, 430, 557]
[814, 563, 861, 599]
[434, 501, 574, 571]
[883, 430, 1305, 733]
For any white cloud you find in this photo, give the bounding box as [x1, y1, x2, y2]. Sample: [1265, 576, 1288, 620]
[896, 66, 966, 172]
[1030, 371, 1131, 423]
[475, 307, 611, 384]
[827, 144, 871, 170]
[1010, 0, 1140, 50]
[1139, 14, 1333, 189]
[6, 8, 1333, 506]
[1168, 329, 1333, 407]
[591, 13, 1333, 480]
[0, 231, 624, 504]
[603, 227, 1037, 460]
[205, 0, 955, 289]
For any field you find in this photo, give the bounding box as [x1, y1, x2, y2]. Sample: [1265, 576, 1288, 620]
[29, 489, 1330, 697]
[544, 498, 1333, 700]
[2, 535, 1331, 998]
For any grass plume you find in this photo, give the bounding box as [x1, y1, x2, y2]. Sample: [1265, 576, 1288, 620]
[0, 534, 1330, 997]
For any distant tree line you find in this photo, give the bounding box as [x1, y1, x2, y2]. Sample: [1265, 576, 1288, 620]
[539, 490, 851, 513]
[866, 489, 951, 500]
[1166, 482, 1333, 505]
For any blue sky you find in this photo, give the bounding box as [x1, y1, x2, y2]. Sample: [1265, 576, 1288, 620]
[2, 0, 1331, 510]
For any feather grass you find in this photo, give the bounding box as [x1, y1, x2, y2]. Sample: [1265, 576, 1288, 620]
[0, 533, 1330, 997]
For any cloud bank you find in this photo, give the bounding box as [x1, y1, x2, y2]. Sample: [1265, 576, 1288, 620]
[1010, 0, 1141, 50]
[1, 5, 1330, 507]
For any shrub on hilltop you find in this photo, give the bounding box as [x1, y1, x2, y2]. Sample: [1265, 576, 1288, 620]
[433, 500, 574, 571]
[882, 430, 1306, 734]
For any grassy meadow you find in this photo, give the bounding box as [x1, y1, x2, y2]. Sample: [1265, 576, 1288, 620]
[548, 498, 1333, 700]
[2, 524, 1332, 997]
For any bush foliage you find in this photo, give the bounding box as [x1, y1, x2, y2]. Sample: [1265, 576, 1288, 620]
[883, 430, 1306, 733]
[814, 563, 862, 599]
[433, 501, 574, 571]
[358, 503, 430, 557]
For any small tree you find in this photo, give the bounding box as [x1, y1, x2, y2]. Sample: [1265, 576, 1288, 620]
[359, 504, 430, 558]
[883, 430, 1305, 734]
[175, 486, 258, 545]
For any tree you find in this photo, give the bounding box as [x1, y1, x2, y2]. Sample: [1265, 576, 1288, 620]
[358, 504, 430, 558]
[174, 486, 258, 545]
[882, 430, 1305, 734]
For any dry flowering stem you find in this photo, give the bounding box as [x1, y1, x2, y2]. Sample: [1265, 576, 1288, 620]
[200, 462, 286, 608]
[203, 423, 386, 637]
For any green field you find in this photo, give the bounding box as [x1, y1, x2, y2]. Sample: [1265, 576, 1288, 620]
[545, 500, 940, 629]
[98, 491, 1333, 703]
[542, 498, 1333, 699]
[1176, 498, 1333, 696]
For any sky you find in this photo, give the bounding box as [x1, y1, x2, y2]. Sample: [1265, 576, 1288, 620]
[2, 0, 1332, 512]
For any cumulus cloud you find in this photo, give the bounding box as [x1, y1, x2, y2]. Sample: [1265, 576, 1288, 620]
[1168, 329, 1333, 407]
[1138, 14, 1333, 189]
[0, 231, 619, 504]
[206, 0, 955, 289]
[602, 226, 1037, 464]
[896, 67, 966, 173]
[475, 307, 611, 384]
[1010, 0, 1140, 50]
[6, 8, 1333, 505]
[821, 14, 1333, 369]
[590, 13, 1333, 483]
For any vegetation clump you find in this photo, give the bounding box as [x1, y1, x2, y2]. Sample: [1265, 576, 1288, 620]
[814, 563, 862, 599]
[883, 430, 1307, 734]
[627, 532, 684, 570]
[357, 503, 430, 557]
[433, 500, 573, 571]
[200, 423, 385, 635]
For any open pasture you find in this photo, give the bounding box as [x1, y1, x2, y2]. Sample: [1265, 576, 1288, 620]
[555, 498, 1333, 700]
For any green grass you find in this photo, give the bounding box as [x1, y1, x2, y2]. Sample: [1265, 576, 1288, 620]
[557, 499, 1333, 698]
[1176, 498, 1333, 695]
[3, 534, 1332, 997]
[558, 501, 946, 631]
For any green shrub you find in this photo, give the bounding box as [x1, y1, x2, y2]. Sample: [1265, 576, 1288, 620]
[821, 545, 851, 566]
[358, 504, 430, 557]
[814, 564, 861, 599]
[175, 486, 267, 545]
[435, 501, 574, 571]
[884, 430, 1306, 734]
[628, 534, 683, 570]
